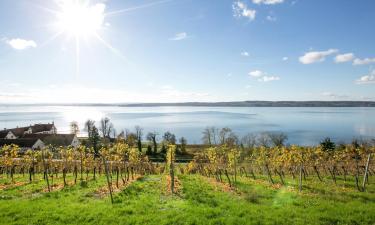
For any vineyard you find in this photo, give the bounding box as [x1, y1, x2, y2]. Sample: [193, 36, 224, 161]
[0, 141, 374, 224]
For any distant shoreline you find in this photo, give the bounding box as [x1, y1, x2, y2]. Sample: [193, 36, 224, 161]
[1, 101, 375, 107]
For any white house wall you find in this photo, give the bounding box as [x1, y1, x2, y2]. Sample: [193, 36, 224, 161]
[5, 131, 17, 139]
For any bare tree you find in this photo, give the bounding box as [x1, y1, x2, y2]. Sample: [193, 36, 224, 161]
[179, 137, 187, 154]
[146, 132, 158, 154]
[257, 132, 271, 147]
[70, 121, 79, 135]
[241, 133, 257, 149]
[111, 128, 117, 139]
[84, 119, 95, 138]
[219, 127, 234, 145]
[226, 132, 239, 147]
[202, 127, 219, 145]
[135, 126, 143, 152]
[202, 127, 212, 145]
[100, 117, 113, 139]
[268, 132, 288, 147]
[163, 131, 176, 144]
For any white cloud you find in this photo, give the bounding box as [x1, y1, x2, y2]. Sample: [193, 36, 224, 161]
[241, 51, 249, 57]
[353, 57, 375, 66]
[169, 32, 188, 41]
[299, 49, 338, 64]
[356, 70, 375, 84]
[4, 38, 37, 50]
[258, 76, 280, 82]
[334, 53, 354, 63]
[249, 70, 265, 77]
[282, 56, 288, 61]
[253, 0, 284, 5]
[233, 1, 256, 20]
[249, 70, 280, 82]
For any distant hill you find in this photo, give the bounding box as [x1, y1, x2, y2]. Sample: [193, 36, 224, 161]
[118, 101, 375, 107]
[4, 101, 375, 107]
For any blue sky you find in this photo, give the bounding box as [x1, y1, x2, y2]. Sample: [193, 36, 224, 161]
[0, 0, 375, 103]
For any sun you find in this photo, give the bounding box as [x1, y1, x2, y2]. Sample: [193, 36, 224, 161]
[56, 1, 105, 38]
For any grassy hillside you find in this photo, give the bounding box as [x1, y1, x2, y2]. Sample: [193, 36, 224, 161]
[0, 173, 374, 225]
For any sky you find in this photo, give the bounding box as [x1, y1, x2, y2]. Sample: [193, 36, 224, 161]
[0, 0, 375, 103]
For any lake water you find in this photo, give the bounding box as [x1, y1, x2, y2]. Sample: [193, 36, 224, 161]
[0, 105, 374, 145]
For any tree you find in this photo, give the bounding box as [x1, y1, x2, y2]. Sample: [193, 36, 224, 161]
[89, 125, 100, 157]
[163, 131, 176, 144]
[320, 137, 336, 153]
[268, 132, 288, 147]
[257, 132, 271, 147]
[84, 119, 95, 138]
[70, 121, 79, 135]
[219, 127, 232, 145]
[146, 145, 153, 155]
[202, 127, 217, 145]
[241, 133, 257, 149]
[146, 132, 158, 154]
[100, 117, 114, 139]
[179, 137, 187, 154]
[135, 126, 143, 152]
[125, 132, 137, 147]
[225, 132, 239, 147]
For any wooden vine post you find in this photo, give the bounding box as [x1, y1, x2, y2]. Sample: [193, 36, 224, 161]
[362, 153, 372, 192]
[101, 148, 114, 204]
[299, 150, 304, 192]
[41, 148, 51, 192]
[167, 145, 176, 195]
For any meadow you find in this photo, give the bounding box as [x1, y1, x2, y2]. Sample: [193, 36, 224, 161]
[0, 134, 374, 225]
[0, 171, 374, 225]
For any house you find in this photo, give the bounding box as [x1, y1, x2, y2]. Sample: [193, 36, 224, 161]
[0, 123, 57, 139]
[0, 138, 45, 151]
[22, 134, 80, 148]
[0, 123, 80, 151]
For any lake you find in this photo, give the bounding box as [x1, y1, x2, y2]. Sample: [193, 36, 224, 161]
[0, 105, 374, 145]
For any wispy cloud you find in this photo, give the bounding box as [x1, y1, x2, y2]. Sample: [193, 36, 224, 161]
[253, 0, 284, 5]
[232, 1, 256, 20]
[258, 76, 280, 82]
[169, 32, 188, 41]
[334, 53, 354, 63]
[249, 70, 264, 77]
[299, 49, 338, 64]
[3, 38, 37, 50]
[321, 92, 349, 99]
[0, 84, 211, 103]
[356, 70, 375, 84]
[160, 85, 209, 98]
[266, 15, 277, 21]
[353, 57, 375, 66]
[241, 51, 249, 57]
[282, 56, 288, 61]
[249, 70, 280, 82]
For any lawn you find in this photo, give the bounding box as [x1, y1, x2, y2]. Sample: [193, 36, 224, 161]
[0, 173, 374, 225]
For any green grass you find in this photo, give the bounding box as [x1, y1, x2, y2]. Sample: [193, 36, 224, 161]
[0, 173, 374, 225]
